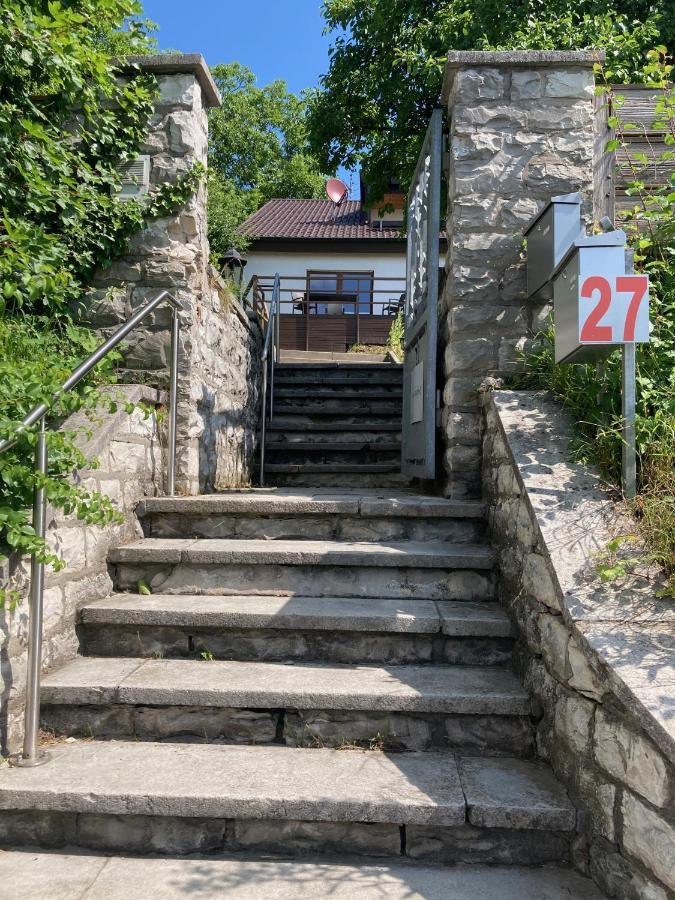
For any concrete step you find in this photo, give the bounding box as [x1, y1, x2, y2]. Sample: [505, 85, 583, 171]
[264, 463, 402, 475]
[138, 490, 485, 544]
[272, 401, 402, 416]
[79, 595, 512, 665]
[275, 387, 403, 400]
[267, 472, 414, 489]
[269, 420, 402, 431]
[111, 538, 496, 601]
[276, 370, 402, 385]
[266, 433, 401, 448]
[0, 853, 608, 900]
[41, 658, 530, 752]
[264, 452, 401, 470]
[0, 742, 576, 862]
[277, 355, 394, 365]
[265, 439, 402, 452]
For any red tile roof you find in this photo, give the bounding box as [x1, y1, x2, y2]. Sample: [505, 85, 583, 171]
[238, 199, 405, 241]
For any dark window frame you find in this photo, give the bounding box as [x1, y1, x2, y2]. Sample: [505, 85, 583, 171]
[306, 269, 375, 315]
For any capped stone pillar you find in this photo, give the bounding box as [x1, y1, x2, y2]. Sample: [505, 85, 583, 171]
[440, 51, 602, 498]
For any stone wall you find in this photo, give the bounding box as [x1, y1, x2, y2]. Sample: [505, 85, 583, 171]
[79, 55, 262, 493]
[1, 387, 164, 754]
[440, 51, 602, 498]
[482, 389, 674, 900]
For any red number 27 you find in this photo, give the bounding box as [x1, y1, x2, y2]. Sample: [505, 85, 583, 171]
[580, 275, 648, 343]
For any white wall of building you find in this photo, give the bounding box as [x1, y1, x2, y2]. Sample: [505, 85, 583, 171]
[244, 249, 406, 315]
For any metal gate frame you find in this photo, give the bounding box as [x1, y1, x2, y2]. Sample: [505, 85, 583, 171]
[402, 108, 443, 479]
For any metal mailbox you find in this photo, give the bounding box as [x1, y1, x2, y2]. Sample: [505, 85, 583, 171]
[524, 192, 584, 300]
[553, 230, 649, 364]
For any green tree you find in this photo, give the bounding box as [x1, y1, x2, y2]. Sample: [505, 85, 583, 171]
[207, 62, 327, 259]
[0, 1, 202, 589]
[309, 0, 670, 202]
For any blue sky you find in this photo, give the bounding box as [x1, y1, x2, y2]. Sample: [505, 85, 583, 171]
[142, 0, 357, 192]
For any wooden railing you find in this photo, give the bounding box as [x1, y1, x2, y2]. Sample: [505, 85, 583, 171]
[250, 275, 406, 352]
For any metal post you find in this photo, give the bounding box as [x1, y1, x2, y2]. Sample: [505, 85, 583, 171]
[621, 247, 637, 500]
[12, 417, 49, 767]
[260, 362, 268, 487]
[167, 307, 179, 497]
[622, 342, 637, 499]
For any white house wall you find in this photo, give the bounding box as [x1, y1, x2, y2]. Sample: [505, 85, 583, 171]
[244, 249, 406, 314]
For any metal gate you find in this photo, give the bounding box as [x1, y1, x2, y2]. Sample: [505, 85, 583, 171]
[402, 108, 443, 479]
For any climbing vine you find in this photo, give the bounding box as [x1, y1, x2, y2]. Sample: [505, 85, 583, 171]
[0, 3, 205, 604]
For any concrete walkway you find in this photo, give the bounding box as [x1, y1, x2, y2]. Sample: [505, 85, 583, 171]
[0, 851, 606, 899]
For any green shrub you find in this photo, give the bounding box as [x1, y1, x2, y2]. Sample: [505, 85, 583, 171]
[0, 3, 204, 603]
[515, 49, 675, 579]
[387, 310, 405, 359]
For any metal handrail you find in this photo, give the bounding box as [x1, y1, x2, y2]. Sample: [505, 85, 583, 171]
[0, 289, 181, 767]
[259, 273, 280, 486]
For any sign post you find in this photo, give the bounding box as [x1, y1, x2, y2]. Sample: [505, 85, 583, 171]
[622, 342, 637, 498]
[621, 249, 637, 499]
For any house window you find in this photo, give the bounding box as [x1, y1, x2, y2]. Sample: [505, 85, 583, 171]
[306, 271, 374, 315]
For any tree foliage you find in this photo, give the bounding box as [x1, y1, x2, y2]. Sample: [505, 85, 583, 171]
[0, 1, 202, 596]
[309, 0, 671, 201]
[207, 62, 327, 260]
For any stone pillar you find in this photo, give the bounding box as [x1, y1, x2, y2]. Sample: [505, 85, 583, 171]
[440, 51, 602, 498]
[81, 55, 262, 494]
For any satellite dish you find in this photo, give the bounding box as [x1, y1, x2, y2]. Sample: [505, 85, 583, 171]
[326, 178, 349, 206]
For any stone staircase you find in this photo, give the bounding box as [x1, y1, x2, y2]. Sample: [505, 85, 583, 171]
[264, 360, 409, 487]
[0, 363, 605, 898]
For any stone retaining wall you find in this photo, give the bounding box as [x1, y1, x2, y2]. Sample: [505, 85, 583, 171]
[440, 51, 602, 498]
[482, 389, 674, 899]
[1, 387, 164, 754]
[78, 55, 262, 493]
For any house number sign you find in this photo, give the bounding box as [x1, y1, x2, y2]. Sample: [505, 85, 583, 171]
[579, 273, 649, 345]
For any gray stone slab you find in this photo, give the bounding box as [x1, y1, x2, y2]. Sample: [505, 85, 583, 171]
[581, 623, 675, 753]
[0, 850, 108, 900]
[0, 742, 466, 825]
[110, 538, 495, 570]
[0, 852, 609, 899]
[80, 594, 443, 633]
[121, 54, 222, 107]
[41, 658, 144, 704]
[360, 496, 485, 519]
[110, 538, 196, 564]
[42, 658, 530, 715]
[491, 390, 675, 762]
[438, 601, 513, 637]
[459, 757, 576, 831]
[141, 489, 483, 519]
[140, 491, 361, 516]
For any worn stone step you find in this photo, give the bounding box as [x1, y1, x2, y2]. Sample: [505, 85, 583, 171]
[267, 433, 401, 447]
[270, 420, 402, 431]
[41, 658, 531, 752]
[111, 538, 494, 569]
[273, 401, 402, 416]
[267, 472, 414, 489]
[0, 852, 609, 900]
[276, 370, 402, 385]
[79, 595, 512, 665]
[265, 440, 401, 452]
[138, 491, 485, 543]
[0, 742, 576, 861]
[265, 453, 402, 471]
[277, 358, 398, 368]
[139, 490, 485, 519]
[275, 387, 403, 400]
[111, 538, 496, 601]
[264, 463, 402, 475]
